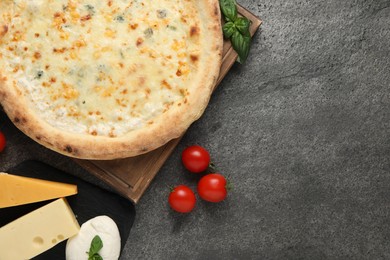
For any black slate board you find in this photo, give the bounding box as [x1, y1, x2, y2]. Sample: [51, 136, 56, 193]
[1, 160, 136, 260]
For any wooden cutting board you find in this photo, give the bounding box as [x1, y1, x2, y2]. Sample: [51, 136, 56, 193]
[75, 5, 262, 204]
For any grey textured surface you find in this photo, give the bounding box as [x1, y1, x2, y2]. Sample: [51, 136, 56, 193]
[1, 0, 390, 259]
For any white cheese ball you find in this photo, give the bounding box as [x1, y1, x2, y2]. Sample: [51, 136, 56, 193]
[66, 216, 121, 260]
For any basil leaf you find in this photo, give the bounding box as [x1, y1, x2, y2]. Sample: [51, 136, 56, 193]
[88, 235, 103, 257]
[231, 30, 251, 64]
[219, 0, 253, 64]
[222, 22, 236, 38]
[234, 17, 251, 36]
[219, 0, 237, 22]
[89, 254, 103, 260]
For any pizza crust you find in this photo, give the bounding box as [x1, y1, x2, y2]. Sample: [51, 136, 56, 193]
[0, 0, 222, 159]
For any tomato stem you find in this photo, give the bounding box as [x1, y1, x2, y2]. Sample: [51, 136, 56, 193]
[208, 162, 217, 173]
[226, 180, 233, 191]
[168, 185, 175, 193]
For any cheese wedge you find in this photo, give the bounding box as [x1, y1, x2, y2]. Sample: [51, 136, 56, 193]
[0, 172, 77, 208]
[0, 198, 80, 260]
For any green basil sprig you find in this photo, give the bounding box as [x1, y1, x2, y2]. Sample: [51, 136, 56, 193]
[219, 0, 251, 63]
[87, 235, 103, 260]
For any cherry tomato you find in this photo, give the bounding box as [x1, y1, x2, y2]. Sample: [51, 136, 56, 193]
[168, 185, 196, 213]
[181, 145, 210, 173]
[0, 131, 6, 152]
[197, 173, 228, 203]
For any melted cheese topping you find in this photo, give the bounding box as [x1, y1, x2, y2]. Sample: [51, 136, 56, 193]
[0, 0, 201, 137]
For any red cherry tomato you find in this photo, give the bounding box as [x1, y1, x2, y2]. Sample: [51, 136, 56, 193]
[0, 131, 6, 152]
[197, 173, 228, 203]
[168, 185, 196, 213]
[181, 145, 210, 173]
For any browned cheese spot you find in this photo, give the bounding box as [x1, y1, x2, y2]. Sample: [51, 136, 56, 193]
[161, 80, 172, 90]
[0, 25, 8, 38]
[129, 24, 138, 30]
[179, 88, 188, 96]
[53, 47, 67, 53]
[109, 130, 116, 137]
[80, 14, 91, 21]
[136, 37, 144, 47]
[190, 26, 200, 37]
[34, 52, 42, 59]
[190, 54, 199, 62]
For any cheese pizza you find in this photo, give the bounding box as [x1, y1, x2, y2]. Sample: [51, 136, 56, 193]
[0, 0, 222, 159]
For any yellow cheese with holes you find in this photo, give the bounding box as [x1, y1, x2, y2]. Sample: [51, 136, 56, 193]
[0, 172, 77, 208]
[0, 198, 80, 260]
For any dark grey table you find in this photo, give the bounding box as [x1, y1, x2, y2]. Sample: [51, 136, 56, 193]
[1, 0, 390, 259]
